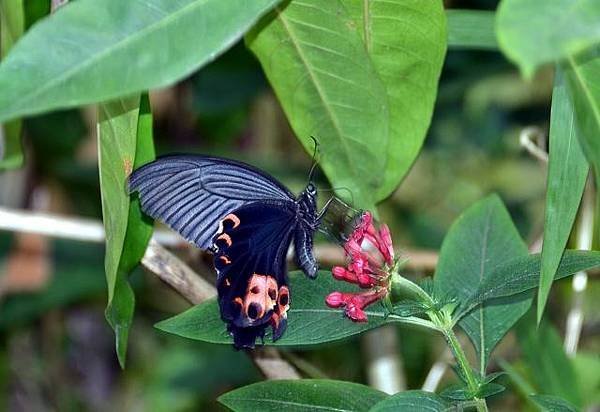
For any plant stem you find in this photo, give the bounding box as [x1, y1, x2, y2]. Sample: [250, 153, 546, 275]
[389, 270, 488, 411]
[442, 326, 488, 412]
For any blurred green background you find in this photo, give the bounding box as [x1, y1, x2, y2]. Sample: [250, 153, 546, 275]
[0, 0, 598, 410]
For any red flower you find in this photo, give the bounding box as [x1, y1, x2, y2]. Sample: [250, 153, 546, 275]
[326, 211, 395, 322]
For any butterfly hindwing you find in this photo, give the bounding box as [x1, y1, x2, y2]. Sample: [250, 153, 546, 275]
[128, 155, 294, 250]
[212, 202, 296, 348]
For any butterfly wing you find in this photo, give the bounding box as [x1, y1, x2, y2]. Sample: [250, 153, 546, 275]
[128, 155, 295, 249]
[212, 201, 296, 348]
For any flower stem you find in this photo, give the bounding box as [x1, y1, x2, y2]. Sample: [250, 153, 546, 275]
[388, 270, 488, 411]
[442, 326, 488, 412]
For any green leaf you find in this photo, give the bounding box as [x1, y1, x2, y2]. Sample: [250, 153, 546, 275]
[517, 319, 582, 407]
[247, 0, 446, 209]
[98, 94, 155, 368]
[476, 382, 505, 399]
[563, 48, 600, 198]
[0, 0, 282, 123]
[0, 0, 24, 169]
[498, 358, 536, 397]
[156, 271, 438, 346]
[218, 379, 386, 412]
[529, 395, 579, 412]
[461, 250, 600, 313]
[369, 390, 449, 412]
[496, 0, 600, 77]
[446, 9, 496, 50]
[573, 352, 600, 407]
[439, 385, 471, 401]
[344, 0, 447, 201]
[433, 194, 529, 375]
[538, 66, 589, 323]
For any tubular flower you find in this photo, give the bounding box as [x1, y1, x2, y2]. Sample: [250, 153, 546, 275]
[326, 211, 395, 322]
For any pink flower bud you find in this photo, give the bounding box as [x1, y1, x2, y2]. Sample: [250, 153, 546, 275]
[325, 292, 346, 308]
[357, 273, 376, 288]
[378, 224, 394, 264]
[345, 238, 363, 255]
[345, 302, 368, 322]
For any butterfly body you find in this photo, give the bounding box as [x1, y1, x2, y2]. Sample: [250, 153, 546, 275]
[128, 154, 319, 348]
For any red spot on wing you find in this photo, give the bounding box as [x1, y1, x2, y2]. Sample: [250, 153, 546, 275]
[217, 233, 233, 246]
[220, 255, 232, 265]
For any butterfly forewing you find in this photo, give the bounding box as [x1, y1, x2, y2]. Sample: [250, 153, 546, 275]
[128, 155, 294, 249]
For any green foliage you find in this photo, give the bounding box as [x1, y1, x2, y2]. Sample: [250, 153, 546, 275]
[433, 194, 529, 375]
[0, 0, 282, 123]
[369, 390, 449, 412]
[563, 48, 600, 193]
[496, 0, 600, 77]
[529, 395, 579, 412]
[516, 319, 582, 407]
[218, 379, 386, 412]
[539, 66, 589, 322]
[247, 0, 446, 209]
[0, 242, 107, 331]
[460, 250, 600, 313]
[1, 0, 599, 409]
[0, 0, 24, 169]
[446, 10, 496, 50]
[98, 94, 155, 368]
[155, 270, 437, 346]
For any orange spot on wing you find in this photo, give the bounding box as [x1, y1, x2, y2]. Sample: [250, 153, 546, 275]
[234, 297, 243, 306]
[217, 233, 232, 246]
[220, 255, 232, 265]
[222, 213, 241, 229]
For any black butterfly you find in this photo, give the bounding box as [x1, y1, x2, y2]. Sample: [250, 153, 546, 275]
[128, 154, 325, 348]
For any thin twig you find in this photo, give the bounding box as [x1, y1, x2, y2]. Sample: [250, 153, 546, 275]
[564, 177, 594, 356]
[0, 207, 439, 270]
[362, 326, 406, 394]
[422, 347, 453, 392]
[519, 126, 548, 163]
[142, 239, 216, 304]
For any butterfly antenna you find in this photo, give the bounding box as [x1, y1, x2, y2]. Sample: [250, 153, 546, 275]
[307, 136, 320, 183]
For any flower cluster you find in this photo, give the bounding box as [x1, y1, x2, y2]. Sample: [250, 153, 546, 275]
[325, 211, 395, 322]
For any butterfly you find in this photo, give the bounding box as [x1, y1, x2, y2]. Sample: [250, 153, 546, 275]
[128, 154, 327, 348]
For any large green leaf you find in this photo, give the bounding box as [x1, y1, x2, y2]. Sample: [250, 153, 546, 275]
[0, 0, 282, 123]
[564, 48, 600, 197]
[538, 66, 589, 322]
[460, 250, 600, 315]
[155, 270, 438, 346]
[496, 0, 600, 77]
[98, 94, 155, 368]
[343, 0, 447, 201]
[0, 0, 24, 169]
[517, 319, 582, 407]
[246, 0, 446, 209]
[433, 194, 529, 375]
[218, 379, 387, 412]
[369, 390, 450, 412]
[447, 10, 496, 50]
